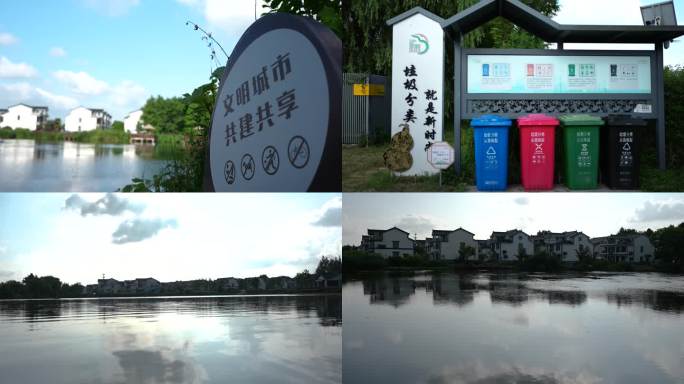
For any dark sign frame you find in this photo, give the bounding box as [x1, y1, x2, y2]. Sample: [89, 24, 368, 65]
[203, 13, 341, 192]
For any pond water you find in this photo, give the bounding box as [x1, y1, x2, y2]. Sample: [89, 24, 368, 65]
[343, 272, 684, 384]
[0, 139, 183, 191]
[0, 295, 341, 384]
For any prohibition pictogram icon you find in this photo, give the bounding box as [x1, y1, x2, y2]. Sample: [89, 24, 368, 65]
[224, 160, 235, 184]
[288, 135, 310, 169]
[241, 154, 255, 180]
[262, 145, 280, 175]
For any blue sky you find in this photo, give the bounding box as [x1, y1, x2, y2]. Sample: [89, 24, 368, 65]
[0, 193, 341, 285]
[343, 193, 684, 245]
[0, 0, 266, 120]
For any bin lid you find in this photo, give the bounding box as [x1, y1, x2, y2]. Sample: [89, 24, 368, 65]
[605, 114, 648, 127]
[471, 115, 512, 127]
[559, 114, 605, 126]
[517, 114, 559, 126]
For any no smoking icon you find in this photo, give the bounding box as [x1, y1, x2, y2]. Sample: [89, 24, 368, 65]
[288, 135, 310, 169]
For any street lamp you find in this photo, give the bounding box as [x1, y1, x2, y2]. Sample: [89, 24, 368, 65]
[641, 0, 678, 48]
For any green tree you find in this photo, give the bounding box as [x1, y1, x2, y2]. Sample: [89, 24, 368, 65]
[343, 0, 559, 120]
[458, 243, 475, 263]
[575, 245, 591, 263]
[141, 96, 187, 134]
[316, 256, 342, 275]
[111, 121, 124, 131]
[653, 223, 684, 265]
[263, 0, 342, 37]
[516, 243, 528, 263]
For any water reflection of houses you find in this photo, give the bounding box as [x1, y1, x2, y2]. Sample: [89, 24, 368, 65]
[363, 278, 416, 307]
[487, 275, 529, 306]
[430, 274, 476, 306]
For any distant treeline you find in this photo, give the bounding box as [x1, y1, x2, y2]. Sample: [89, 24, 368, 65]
[0, 256, 341, 300]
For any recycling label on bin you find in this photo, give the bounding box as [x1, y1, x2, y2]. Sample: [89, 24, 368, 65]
[576, 131, 592, 167]
[530, 131, 547, 165]
[619, 131, 634, 166]
[483, 132, 500, 169]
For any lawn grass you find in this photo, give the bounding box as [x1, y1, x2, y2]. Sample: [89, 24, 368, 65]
[343, 122, 684, 192]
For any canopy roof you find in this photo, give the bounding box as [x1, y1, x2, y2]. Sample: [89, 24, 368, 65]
[441, 0, 684, 43]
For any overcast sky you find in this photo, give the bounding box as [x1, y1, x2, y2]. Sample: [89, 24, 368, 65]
[0, 193, 341, 285]
[343, 193, 684, 245]
[553, 0, 684, 66]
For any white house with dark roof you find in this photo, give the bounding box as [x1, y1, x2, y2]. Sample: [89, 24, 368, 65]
[65, 107, 112, 132]
[427, 228, 478, 261]
[123, 109, 143, 133]
[486, 230, 534, 262]
[361, 227, 415, 258]
[0, 104, 48, 130]
[532, 231, 593, 262]
[592, 234, 654, 263]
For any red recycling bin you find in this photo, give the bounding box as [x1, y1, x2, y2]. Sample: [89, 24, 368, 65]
[517, 114, 559, 191]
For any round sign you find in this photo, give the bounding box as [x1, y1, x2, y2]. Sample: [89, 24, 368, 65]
[204, 13, 341, 191]
[427, 141, 455, 170]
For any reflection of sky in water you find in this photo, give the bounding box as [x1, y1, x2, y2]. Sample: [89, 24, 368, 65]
[0, 295, 341, 383]
[344, 273, 684, 384]
[0, 139, 177, 191]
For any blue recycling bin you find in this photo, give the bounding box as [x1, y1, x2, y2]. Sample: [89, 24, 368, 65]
[472, 115, 512, 191]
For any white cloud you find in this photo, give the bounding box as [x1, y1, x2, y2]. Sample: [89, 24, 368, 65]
[0, 82, 79, 115]
[53, 70, 109, 95]
[81, 0, 140, 16]
[0, 56, 38, 78]
[35, 88, 79, 109]
[49, 47, 67, 57]
[110, 80, 147, 109]
[0, 33, 18, 46]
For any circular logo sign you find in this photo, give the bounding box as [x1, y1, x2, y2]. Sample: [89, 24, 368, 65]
[205, 13, 341, 191]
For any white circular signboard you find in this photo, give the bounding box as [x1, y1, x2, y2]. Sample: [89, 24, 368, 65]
[427, 141, 454, 170]
[205, 14, 341, 191]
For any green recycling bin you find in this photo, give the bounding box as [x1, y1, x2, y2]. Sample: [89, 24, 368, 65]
[559, 115, 604, 190]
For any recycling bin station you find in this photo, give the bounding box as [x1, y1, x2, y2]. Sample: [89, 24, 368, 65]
[472, 115, 512, 191]
[517, 114, 559, 191]
[602, 115, 647, 189]
[559, 114, 604, 190]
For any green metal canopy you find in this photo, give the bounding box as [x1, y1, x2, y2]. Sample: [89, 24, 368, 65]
[442, 0, 684, 43]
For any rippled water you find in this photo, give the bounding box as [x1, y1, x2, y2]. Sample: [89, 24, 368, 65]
[0, 295, 341, 383]
[0, 139, 182, 191]
[343, 272, 684, 384]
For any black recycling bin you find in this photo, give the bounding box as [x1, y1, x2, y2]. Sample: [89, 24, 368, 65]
[601, 115, 647, 189]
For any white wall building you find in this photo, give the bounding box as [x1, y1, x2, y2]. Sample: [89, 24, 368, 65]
[361, 227, 415, 258]
[64, 107, 112, 132]
[97, 278, 122, 294]
[532, 231, 593, 262]
[592, 234, 655, 263]
[124, 110, 143, 133]
[0, 104, 48, 130]
[427, 228, 478, 261]
[487, 230, 534, 262]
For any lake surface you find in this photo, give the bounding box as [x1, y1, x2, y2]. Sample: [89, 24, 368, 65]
[0, 139, 182, 191]
[0, 295, 341, 384]
[343, 272, 684, 384]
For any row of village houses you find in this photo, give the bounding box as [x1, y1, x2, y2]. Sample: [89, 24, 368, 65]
[82, 273, 342, 296]
[0, 103, 146, 133]
[360, 227, 655, 263]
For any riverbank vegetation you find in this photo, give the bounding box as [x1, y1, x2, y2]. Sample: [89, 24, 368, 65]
[0, 125, 131, 145]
